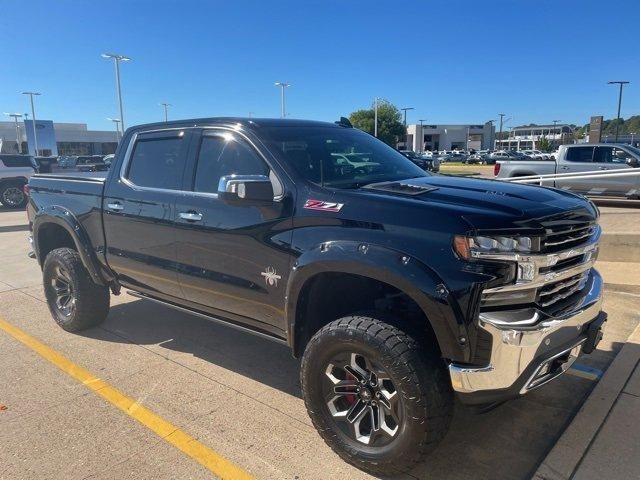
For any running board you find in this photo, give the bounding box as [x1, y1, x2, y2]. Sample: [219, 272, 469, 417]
[127, 291, 288, 346]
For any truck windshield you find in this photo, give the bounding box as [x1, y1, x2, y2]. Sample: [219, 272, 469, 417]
[261, 126, 427, 189]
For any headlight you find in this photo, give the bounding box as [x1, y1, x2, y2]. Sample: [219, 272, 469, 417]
[453, 235, 534, 260]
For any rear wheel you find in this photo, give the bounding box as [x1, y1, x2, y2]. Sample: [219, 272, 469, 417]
[301, 315, 453, 475]
[0, 181, 27, 209]
[43, 248, 110, 332]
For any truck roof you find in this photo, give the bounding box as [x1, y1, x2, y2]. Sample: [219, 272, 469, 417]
[127, 117, 345, 134]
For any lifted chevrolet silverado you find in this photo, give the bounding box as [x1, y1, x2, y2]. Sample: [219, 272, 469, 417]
[27, 118, 607, 475]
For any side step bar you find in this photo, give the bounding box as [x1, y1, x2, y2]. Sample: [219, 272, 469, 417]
[127, 291, 288, 346]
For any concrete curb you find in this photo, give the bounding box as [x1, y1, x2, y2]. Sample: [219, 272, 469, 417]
[532, 323, 640, 480]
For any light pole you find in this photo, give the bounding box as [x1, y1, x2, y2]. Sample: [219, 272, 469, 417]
[4, 113, 23, 153]
[552, 119, 561, 146]
[419, 119, 427, 152]
[486, 120, 495, 150]
[160, 103, 171, 122]
[374, 97, 378, 138]
[400, 107, 414, 149]
[498, 113, 506, 150]
[608, 81, 630, 142]
[107, 118, 121, 141]
[22, 91, 41, 155]
[102, 53, 130, 130]
[274, 82, 290, 118]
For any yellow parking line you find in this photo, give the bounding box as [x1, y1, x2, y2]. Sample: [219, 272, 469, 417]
[0, 317, 254, 480]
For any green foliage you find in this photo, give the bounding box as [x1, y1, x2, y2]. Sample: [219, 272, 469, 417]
[537, 136, 552, 152]
[349, 99, 406, 147]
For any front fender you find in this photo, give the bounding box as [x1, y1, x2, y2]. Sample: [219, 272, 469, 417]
[32, 206, 112, 286]
[285, 240, 470, 361]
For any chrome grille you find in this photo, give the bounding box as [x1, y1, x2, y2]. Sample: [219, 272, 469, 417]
[543, 222, 595, 251]
[536, 272, 589, 308]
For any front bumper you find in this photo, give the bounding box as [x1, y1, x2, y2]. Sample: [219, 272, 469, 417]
[450, 269, 606, 405]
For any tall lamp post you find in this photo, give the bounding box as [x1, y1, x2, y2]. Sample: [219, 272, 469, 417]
[418, 119, 428, 152]
[400, 107, 414, 149]
[552, 119, 561, 146]
[107, 117, 122, 141]
[102, 53, 130, 131]
[22, 91, 41, 155]
[160, 103, 171, 122]
[274, 82, 291, 118]
[608, 81, 630, 142]
[497, 113, 506, 150]
[4, 113, 23, 153]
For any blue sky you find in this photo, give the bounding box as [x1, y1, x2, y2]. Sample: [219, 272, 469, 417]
[1, 0, 639, 131]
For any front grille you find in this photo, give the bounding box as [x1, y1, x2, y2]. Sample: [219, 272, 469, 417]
[536, 272, 589, 308]
[542, 222, 595, 252]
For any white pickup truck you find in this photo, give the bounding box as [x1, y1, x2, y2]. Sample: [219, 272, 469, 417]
[0, 154, 38, 208]
[495, 143, 640, 199]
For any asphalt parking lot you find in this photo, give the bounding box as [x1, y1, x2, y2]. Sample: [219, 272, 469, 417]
[0, 207, 638, 480]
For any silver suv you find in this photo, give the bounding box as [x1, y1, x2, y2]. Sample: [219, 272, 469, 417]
[0, 154, 37, 208]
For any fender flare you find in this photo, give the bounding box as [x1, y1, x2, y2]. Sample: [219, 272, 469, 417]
[285, 240, 470, 361]
[32, 205, 112, 286]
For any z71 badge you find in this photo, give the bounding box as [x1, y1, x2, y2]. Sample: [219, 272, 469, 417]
[303, 199, 344, 212]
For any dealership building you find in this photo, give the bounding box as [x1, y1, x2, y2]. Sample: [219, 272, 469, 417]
[403, 123, 496, 152]
[0, 120, 118, 156]
[495, 124, 574, 151]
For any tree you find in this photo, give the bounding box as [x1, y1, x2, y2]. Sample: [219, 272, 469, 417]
[349, 99, 406, 147]
[538, 136, 552, 152]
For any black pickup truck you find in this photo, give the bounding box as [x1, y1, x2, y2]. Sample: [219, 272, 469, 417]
[27, 118, 606, 475]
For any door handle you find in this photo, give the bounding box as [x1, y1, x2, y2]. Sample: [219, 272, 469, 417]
[179, 211, 203, 222]
[560, 166, 570, 170]
[599, 166, 608, 170]
[107, 202, 124, 211]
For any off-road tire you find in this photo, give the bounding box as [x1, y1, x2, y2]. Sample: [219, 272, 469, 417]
[43, 248, 110, 332]
[301, 315, 453, 476]
[0, 180, 27, 209]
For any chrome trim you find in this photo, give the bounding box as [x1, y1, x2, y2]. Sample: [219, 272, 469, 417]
[520, 340, 585, 393]
[449, 270, 603, 394]
[117, 125, 285, 201]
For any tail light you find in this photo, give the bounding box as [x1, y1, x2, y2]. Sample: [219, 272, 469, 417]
[494, 163, 501, 176]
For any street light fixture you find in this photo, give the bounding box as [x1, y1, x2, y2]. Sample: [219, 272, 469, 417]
[400, 107, 414, 149]
[274, 82, 291, 118]
[107, 117, 122, 141]
[608, 81, 630, 142]
[4, 113, 23, 154]
[102, 53, 131, 130]
[160, 103, 171, 122]
[22, 91, 41, 155]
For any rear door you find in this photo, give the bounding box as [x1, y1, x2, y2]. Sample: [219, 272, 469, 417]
[103, 129, 193, 299]
[174, 128, 293, 332]
[554, 146, 594, 193]
[588, 146, 639, 197]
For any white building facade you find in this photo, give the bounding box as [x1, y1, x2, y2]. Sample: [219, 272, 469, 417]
[403, 123, 495, 152]
[496, 124, 574, 150]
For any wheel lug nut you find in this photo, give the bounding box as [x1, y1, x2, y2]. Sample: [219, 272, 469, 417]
[375, 392, 381, 398]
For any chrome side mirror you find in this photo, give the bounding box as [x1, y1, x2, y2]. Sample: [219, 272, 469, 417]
[217, 175, 274, 203]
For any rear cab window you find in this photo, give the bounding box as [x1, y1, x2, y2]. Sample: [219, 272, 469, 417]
[125, 131, 188, 190]
[565, 147, 594, 162]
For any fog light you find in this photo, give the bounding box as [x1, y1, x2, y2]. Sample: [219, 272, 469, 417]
[537, 362, 551, 377]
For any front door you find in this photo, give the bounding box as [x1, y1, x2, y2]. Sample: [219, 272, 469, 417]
[103, 129, 193, 299]
[554, 146, 594, 194]
[174, 128, 293, 332]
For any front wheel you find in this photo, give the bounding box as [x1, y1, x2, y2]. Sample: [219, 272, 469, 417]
[43, 248, 110, 332]
[301, 316, 453, 475]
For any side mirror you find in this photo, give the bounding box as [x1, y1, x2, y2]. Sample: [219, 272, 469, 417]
[218, 175, 274, 203]
[626, 157, 639, 168]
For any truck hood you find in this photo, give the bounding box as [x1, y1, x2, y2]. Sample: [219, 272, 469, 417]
[362, 174, 597, 230]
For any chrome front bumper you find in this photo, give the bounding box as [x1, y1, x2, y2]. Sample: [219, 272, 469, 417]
[449, 269, 604, 401]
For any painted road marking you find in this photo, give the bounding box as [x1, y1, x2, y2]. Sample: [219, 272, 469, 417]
[567, 363, 603, 381]
[0, 317, 254, 480]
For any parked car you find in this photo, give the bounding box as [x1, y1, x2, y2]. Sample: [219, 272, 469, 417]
[521, 149, 550, 160]
[58, 155, 78, 169]
[399, 150, 438, 172]
[0, 154, 37, 208]
[76, 155, 110, 172]
[495, 143, 640, 199]
[27, 117, 607, 475]
[463, 153, 486, 164]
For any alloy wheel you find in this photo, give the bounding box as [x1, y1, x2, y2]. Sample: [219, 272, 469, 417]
[51, 265, 75, 317]
[2, 187, 25, 207]
[324, 352, 401, 446]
